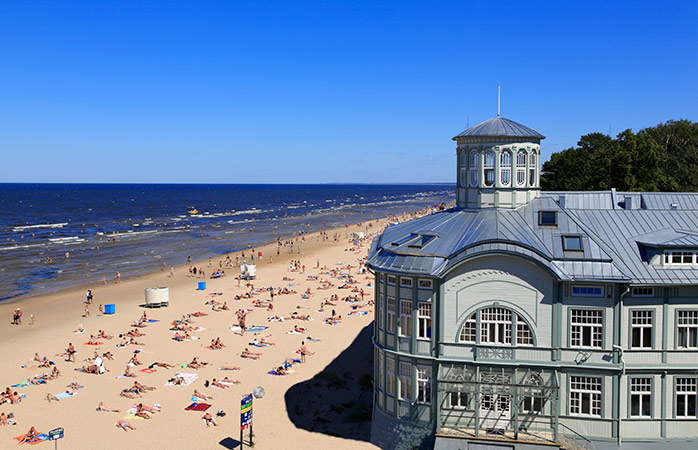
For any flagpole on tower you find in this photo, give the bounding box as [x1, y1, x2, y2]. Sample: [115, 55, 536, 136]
[497, 83, 501, 117]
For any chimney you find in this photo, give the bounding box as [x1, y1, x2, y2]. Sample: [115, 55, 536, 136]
[559, 195, 566, 209]
[624, 196, 633, 210]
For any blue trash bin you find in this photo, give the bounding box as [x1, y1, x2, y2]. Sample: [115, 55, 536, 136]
[198, 282, 206, 290]
[104, 304, 115, 314]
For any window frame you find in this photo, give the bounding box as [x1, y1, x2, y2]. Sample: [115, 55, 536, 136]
[468, 150, 479, 188]
[480, 307, 512, 345]
[569, 375, 602, 417]
[529, 151, 537, 187]
[562, 235, 584, 252]
[676, 310, 698, 349]
[629, 309, 654, 349]
[500, 150, 512, 187]
[377, 293, 384, 331]
[459, 313, 477, 343]
[484, 150, 495, 187]
[416, 365, 431, 405]
[516, 150, 527, 187]
[399, 277, 413, 288]
[386, 297, 396, 334]
[538, 210, 558, 226]
[378, 353, 384, 392]
[632, 287, 655, 298]
[571, 285, 604, 298]
[417, 279, 433, 290]
[675, 377, 698, 418]
[386, 357, 396, 397]
[664, 250, 696, 266]
[447, 391, 469, 409]
[417, 302, 432, 340]
[399, 300, 412, 338]
[569, 308, 604, 348]
[398, 361, 412, 401]
[387, 275, 396, 285]
[629, 377, 653, 418]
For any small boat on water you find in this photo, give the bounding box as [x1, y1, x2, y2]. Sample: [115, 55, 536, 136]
[188, 209, 199, 214]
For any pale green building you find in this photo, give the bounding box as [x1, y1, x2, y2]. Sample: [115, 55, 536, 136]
[367, 116, 698, 450]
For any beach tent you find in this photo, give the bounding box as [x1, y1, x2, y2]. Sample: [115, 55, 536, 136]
[241, 264, 256, 280]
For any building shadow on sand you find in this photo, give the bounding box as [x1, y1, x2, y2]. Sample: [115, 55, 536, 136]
[284, 323, 374, 441]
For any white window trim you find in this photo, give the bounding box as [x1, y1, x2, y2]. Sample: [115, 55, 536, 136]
[484, 151, 495, 187]
[386, 297, 396, 334]
[399, 300, 412, 338]
[398, 361, 412, 401]
[570, 308, 604, 348]
[416, 365, 431, 405]
[664, 250, 697, 266]
[675, 377, 698, 418]
[569, 375, 602, 417]
[468, 150, 478, 188]
[399, 277, 413, 288]
[677, 310, 698, 349]
[447, 391, 469, 409]
[387, 275, 396, 286]
[529, 152, 537, 187]
[516, 150, 527, 187]
[417, 302, 432, 341]
[418, 279, 433, 290]
[630, 377, 652, 418]
[500, 150, 512, 187]
[630, 309, 653, 349]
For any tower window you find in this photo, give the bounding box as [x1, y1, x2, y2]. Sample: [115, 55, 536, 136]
[469, 151, 479, 187]
[500, 151, 512, 187]
[529, 152, 537, 187]
[484, 151, 495, 187]
[516, 151, 527, 187]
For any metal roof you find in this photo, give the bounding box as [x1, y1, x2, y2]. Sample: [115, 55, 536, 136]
[368, 191, 698, 285]
[453, 116, 546, 140]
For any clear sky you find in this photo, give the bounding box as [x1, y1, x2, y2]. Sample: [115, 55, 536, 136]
[1, 1, 696, 183]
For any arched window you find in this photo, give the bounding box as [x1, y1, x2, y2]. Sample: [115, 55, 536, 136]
[459, 150, 467, 187]
[500, 151, 511, 187]
[484, 151, 495, 187]
[516, 151, 527, 187]
[468, 151, 478, 187]
[529, 152, 537, 187]
[458, 306, 534, 345]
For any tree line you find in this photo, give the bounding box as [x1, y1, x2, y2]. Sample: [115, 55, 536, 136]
[541, 119, 698, 192]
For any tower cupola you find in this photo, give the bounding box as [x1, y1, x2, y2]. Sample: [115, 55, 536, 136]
[453, 116, 545, 209]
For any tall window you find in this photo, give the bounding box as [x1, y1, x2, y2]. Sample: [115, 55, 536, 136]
[386, 357, 396, 397]
[570, 309, 603, 348]
[399, 300, 412, 337]
[529, 152, 537, 186]
[459, 314, 477, 342]
[630, 378, 652, 418]
[459, 150, 467, 187]
[386, 297, 396, 334]
[484, 151, 495, 187]
[399, 362, 412, 401]
[416, 366, 431, 404]
[469, 151, 478, 187]
[676, 378, 697, 417]
[500, 151, 512, 187]
[677, 310, 698, 349]
[517, 321, 534, 345]
[516, 151, 527, 186]
[570, 376, 602, 417]
[378, 353, 384, 392]
[631, 310, 653, 349]
[377, 294, 384, 330]
[481, 307, 512, 344]
[417, 302, 432, 340]
[523, 395, 543, 414]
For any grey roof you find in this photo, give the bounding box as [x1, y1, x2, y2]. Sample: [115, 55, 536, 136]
[368, 191, 698, 285]
[453, 116, 545, 140]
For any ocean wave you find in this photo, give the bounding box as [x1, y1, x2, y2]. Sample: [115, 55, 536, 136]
[13, 222, 68, 232]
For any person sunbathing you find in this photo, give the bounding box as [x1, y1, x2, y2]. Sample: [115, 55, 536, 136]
[124, 366, 136, 378]
[221, 377, 240, 384]
[66, 382, 80, 392]
[217, 365, 240, 371]
[120, 389, 140, 399]
[97, 402, 120, 412]
[240, 348, 260, 359]
[139, 403, 161, 413]
[87, 335, 99, 345]
[17, 426, 38, 444]
[47, 366, 60, 379]
[102, 351, 115, 361]
[168, 375, 185, 385]
[76, 364, 100, 374]
[134, 381, 155, 392]
[38, 358, 51, 368]
[213, 337, 225, 349]
[260, 337, 275, 346]
[148, 362, 174, 369]
[221, 302, 229, 310]
[46, 393, 60, 403]
[294, 325, 307, 333]
[202, 412, 218, 426]
[274, 366, 287, 375]
[115, 420, 135, 431]
[129, 354, 141, 366]
[135, 403, 151, 419]
[193, 389, 213, 400]
[9, 391, 21, 404]
[210, 379, 228, 389]
[97, 330, 113, 340]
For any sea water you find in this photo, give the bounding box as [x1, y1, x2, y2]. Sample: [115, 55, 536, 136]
[0, 183, 454, 302]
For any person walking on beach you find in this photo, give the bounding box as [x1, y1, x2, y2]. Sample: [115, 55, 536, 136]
[67, 343, 76, 362]
[102, 275, 107, 284]
[300, 341, 308, 363]
[86, 290, 93, 304]
[170, 265, 174, 277]
[116, 272, 121, 283]
[84, 303, 90, 317]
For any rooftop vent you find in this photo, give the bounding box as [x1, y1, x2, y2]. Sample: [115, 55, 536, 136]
[624, 196, 633, 210]
[558, 195, 566, 209]
[671, 203, 679, 210]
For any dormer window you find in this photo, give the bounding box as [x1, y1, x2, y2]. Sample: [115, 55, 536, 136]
[484, 151, 495, 187]
[538, 211, 558, 226]
[516, 151, 526, 187]
[664, 250, 696, 265]
[468, 151, 478, 187]
[500, 151, 512, 187]
[529, 152, 537, 187]
[563, 236, 583, 251]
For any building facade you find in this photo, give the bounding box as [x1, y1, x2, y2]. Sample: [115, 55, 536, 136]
[367, 116, 698, 450]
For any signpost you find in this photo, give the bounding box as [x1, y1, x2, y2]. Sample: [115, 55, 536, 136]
[240, 394, 253, 448]
[48, 427, 64, 450]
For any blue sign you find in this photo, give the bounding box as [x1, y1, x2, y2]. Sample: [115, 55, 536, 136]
[48, 427, 64, 440]
[240, 395, 253, 430]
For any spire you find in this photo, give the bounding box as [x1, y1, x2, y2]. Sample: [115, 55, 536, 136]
[497, 83, 501, 117]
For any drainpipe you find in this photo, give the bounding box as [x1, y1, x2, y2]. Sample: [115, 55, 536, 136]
[614, 286, 630, 446]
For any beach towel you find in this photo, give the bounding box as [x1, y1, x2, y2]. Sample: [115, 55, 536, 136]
[139, 368, 156, 373]
[349, 310, 368, 316]
[165, 372, 198, 386]
[122, 411, 147, 421]
[250, 343, 267, 348]
[147, 319, 160, 323]
[287, 330, 302, 334]
[306, 336, 322, 342]
[83, 342, 104, 346]
[14, 433, 48, 445]
[185, 402, 211, 411]
[55, 391, 77, 400]
[229, 325, 242, 332]
[12, 380, 29, 387]
[267, 369, 294, 376]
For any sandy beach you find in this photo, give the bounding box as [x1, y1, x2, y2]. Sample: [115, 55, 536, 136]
[0, 214, 415, 449]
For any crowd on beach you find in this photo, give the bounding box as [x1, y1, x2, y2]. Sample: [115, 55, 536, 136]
[2, 206, 446, 446]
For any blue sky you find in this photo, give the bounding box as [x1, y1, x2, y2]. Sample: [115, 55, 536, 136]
[1, 1, 696, 183]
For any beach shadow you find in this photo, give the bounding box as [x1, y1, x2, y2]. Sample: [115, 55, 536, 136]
[219, 437, 241, 449]
[284, 322, 374, 442]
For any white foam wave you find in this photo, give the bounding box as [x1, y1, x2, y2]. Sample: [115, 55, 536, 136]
[13, 222, 68, 232]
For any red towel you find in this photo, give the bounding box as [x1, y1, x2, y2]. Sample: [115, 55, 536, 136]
[83, 342, 103, 346]
[185, 402, 211, 411]
[139, 368, 156, 373]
